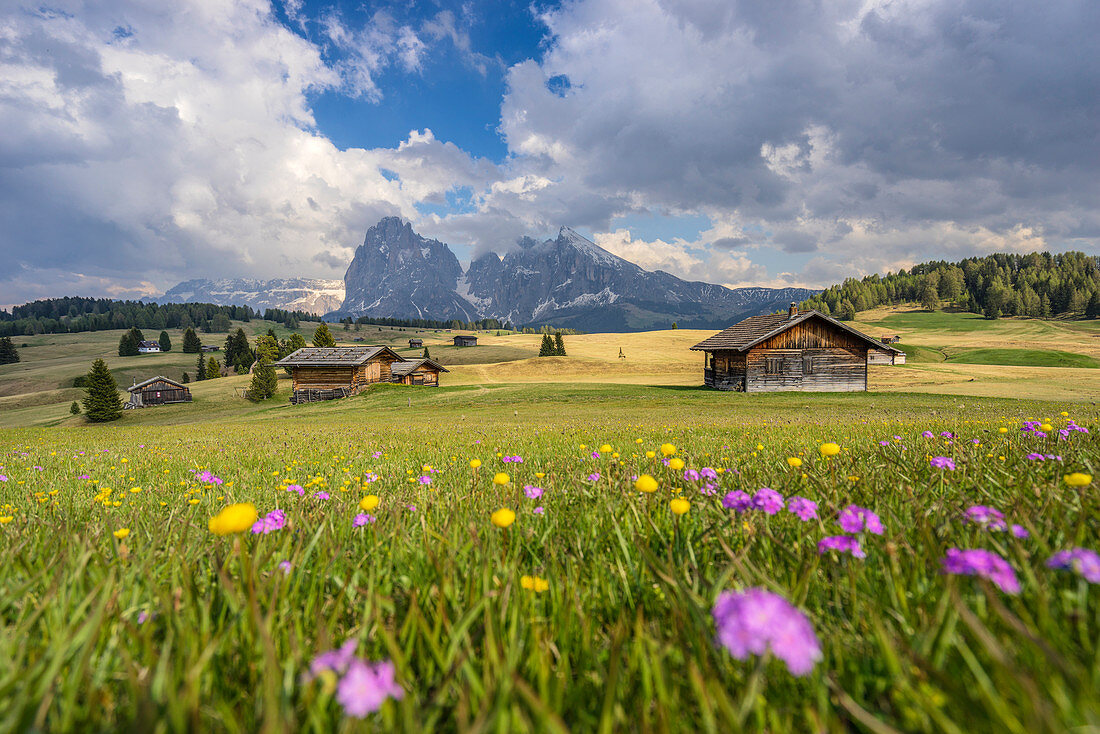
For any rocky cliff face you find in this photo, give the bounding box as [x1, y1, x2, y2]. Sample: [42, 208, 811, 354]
[158, 278, 344, 315]
[332, 219, 817, 331]
[335, 217, 480, 321]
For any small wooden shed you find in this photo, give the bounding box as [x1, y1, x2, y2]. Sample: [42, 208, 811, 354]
[691, 304, 905, 392]
[391, 358, 448, 386]
[408, 338, 423, 348]
[453, 335, 477, 347]
[126, 376, 191, 408]
[275, 346, 402, 403]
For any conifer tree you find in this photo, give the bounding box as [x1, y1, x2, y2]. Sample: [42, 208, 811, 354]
[82, 359, 123, 422]
[118, 330, 139, 357]
[423, 346, 430, 359]
[1087, 291, 1100, 319]
[158, 330, 172, 352]
[196, 353, 207, 381]
[313, 322, 336, 347]
[181, 372, 190, 384]
[206, 356, 221, 379]
[539, 334, 554, 356]
[70, 401, 80, 415]
[554, 332, 566, 356]
[248, 358, 278, 400]
[182, 327, 202, 353]
[0, 336, 19, 364]
[130, 327, 145, 343]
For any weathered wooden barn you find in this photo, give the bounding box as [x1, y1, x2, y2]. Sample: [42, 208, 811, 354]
[408, 338, 423, 348]
[390, 358, 448, 386]
[275, 346, 403, 403]
[452, 335, 478, 347]
[691, 304, 905, 392]
[126, 376, 191, 408]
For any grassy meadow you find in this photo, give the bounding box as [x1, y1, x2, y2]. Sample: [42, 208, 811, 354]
[1, 307, 1099, 731]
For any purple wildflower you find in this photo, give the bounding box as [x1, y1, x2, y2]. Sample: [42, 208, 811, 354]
[278, 561, 292, 573]
[312, 491, 330, 500]
[701, 482, 718, 496]
[817, 535, 866, 558]
[353, 513, 376, 527]
[787, 496, 818, 521]
[417, 475, 431, 485]
[940, 431, 953, 438]
[837, 505, 884, 535]
[587, 472, 601, 482]
[942, 548, 1020, 594]
[712, 588, 822, 676]
[286, 484, 304, 495]
[1047, 548, 1100, 583]
[752, 487, 784, 515]
[137, 611, 149, 624]
[524, 484, 544, 499]
[251, 509, 287, 534]
[1026, 453, 1044, 461]
[336, 659, 404, 718]
[963, 505, 1006, 531]
[700, 467, 718, 480]
[683, 469, 700, 482]
[722, 490, 752, 511]
[930, 456, 955, 470]
[309, 640, 358, 679]
[878, 440, 889, 447]
[533, 506, 545, 515]
[1010, 524, 1029, 538]
[922, 431, 934, 438]
[590, 451, 601, 459]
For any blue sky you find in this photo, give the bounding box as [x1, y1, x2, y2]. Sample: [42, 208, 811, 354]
[1, 0, 1097, 305]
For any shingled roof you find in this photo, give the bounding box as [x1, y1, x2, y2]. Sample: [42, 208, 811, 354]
[390, 358, 449, 376]
[127, 375, 187, 392]
[691, 310, 905, 353]
[274, 346, 402, 367]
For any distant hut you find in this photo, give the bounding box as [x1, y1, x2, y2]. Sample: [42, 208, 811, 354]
[408, 338, 423, 348]
[452, 335, 477, 347]
[274, 346, 402, 404]
[126, 376, 191, 408]
[137, 340, 161, 354]
[390, 358, 448, 386]
[200, 345, 221, 353]
[691, 303, 905, 392]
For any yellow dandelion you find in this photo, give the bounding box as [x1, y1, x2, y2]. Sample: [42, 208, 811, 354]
[787, 457, 802, 468]
[470, 459, 481, 469]
[491, 508, 516, 528]
[660, 443, 676, 457]
[599, 444, 613, 454]
[113, 528, 130, 539]
[645, 451, 656, 459]
[208, 503, 258, 535]
[670, 498, 690, 515]
[535, 472, 545, 479]
[493, 472, 510, 486]
[1040, 423, 1053, 433]
[0, 516, 13, 525]
[669, 458, 685, 471]
[819, 443, 841, 457]
[359, 495, 380, 511]
[998, 427, 1008, 434]
[1064, 472, 1092, 488]
[635, 475, 659, 493]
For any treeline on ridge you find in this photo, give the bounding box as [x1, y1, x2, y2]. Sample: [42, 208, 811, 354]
[801, 251, 1100, 320]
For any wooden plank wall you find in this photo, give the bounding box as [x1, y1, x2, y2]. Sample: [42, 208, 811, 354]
[745, 348, 866, 392]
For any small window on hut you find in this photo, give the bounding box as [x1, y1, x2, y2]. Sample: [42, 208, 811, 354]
[803, 356, 814, 375]
[765, 357, 782, 375]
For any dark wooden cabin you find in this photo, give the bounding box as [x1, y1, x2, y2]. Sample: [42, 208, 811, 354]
[408, 338, 423, 348]
[275, 346, 402, 403]
[691, 304, 905, 392]
[126, 376, 191, 408]
[390, 358, 448, 386]
[452, 335, 478, 347]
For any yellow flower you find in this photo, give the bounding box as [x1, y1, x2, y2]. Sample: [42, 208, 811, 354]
[1060, 411, 1069, 417]
[359, 495, 379, 511]
[660, 443, 676, 457]
[756, 443, 764, 451]
[635, 438, 643, 444]
[470, 459, 481, 469]
[998, 427, 1008, 434]
[113, 528, 130, 539]
[1064, 472, 1092, 488]
[819, 442, 841, 457]
[130, 487, 142, 494]
[599, 444, 613, 453]
[188, 499, 201, 505]
[491, 508, 516, 528]
[635, 475, 659, 493]
[1040, 423, 1053, 433]
[787, 457, 802, 468]
[208, 503, 258, 535]
[0, 516, 13, 524]
[669, 458, 685, 471]
[520, 575, 550, 592]
[611, 452, 620, 459]
[670, 498, 690, 515]
[535, 472, 545, 479]
[645, 451, 656, 459]
[493, 472, 509, 486]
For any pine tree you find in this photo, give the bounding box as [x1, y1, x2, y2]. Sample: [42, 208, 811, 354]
[130, 327, 145, 343]
[181, 372, 190, 384]
[70, 401, 80, 415]
[118, 330, 139, 357]
[248, 359, 278, 400]
[313, 322, 337, 347]
[423, 346, 430, 359]
[1086, 291, 1100, 319]
[224, 328, 251, 369]
[554, 332, 566, 356]
[82, 359, 123, 422]
[287, 333, 307, 352]
[196, 353, 207, 381]
[539, 334, 553, 356]
[206, 357, 221, 379]
[838, 299, 856, 321]
[0, 336, 19, 364]
[182, 327, 202, 353]
[158, 330, 172, 352]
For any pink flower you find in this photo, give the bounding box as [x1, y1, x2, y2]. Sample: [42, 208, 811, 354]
[722, 490, 752, 512]
[1047, 548, 1100, 583]
[942, 548, 1020, 594]
[312, 491, 330, 500]
[533, 506, 545, 515]
[251, 509, 286, 534]
[286, 484, 304, 495]
[524, 484, 543, 499]
[417, 475, 431, 485]
[752, 487, 784, 515]
[837, 505, 884, 535]
[817, 535, 865, 558]
[712, 588, 821, 676]
[353, 513, 376, 527]
[336, 659, 404, 718]
[787, 497, 818, 521]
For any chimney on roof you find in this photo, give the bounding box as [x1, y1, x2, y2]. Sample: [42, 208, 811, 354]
[788, 302, 798, 319]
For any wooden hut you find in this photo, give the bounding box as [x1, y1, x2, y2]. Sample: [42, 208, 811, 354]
[137, 340, 161, 353]
[126, 376, 191, 408]
[408, 338, 423, 348]
[390, 358, 448, 386]
[275, 346, 402, 403]
[691, 304, 905, 392]
[452, 335, 477, 347]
